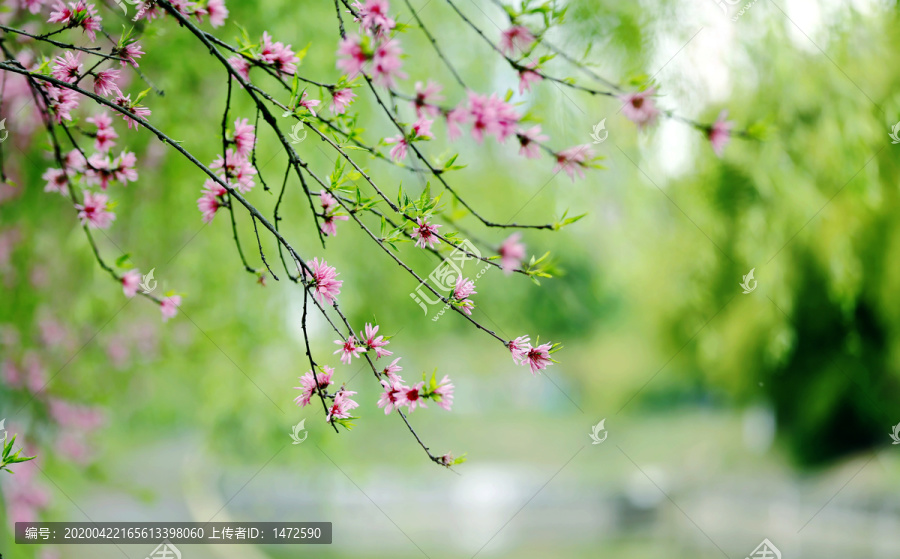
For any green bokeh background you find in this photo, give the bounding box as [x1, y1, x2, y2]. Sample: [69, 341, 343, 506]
[2, 0, 900, 557]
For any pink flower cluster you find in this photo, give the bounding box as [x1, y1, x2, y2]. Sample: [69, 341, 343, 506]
[305, 258, 343, 304]
[376, 358, 454, 413]
[337, 1, 406, 87]
[196, 117, 258, 222]
[132, 0, 229, 28]
[319, 190, 349, 237]
[508, 335, 556, 375]
[333, 322, 392, 363]
[446, 92, 521, 143]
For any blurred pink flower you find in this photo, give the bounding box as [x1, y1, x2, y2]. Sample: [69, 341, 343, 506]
[160, 295, 182, 322]
[330, 88, 356, 114]
[499, 25, 534, 56]
[122, 269, 141, 298]
[619, 88, 660, 129]
[708, 110, 734, 157]
[553, 145, 593, 182]
[499, 233, 525, 274]
[75, 191, 115, 229]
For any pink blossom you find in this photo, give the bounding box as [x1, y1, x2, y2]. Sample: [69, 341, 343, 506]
[336, 35, 368, 78]
[377, 378, 405, 414]
[330, 88, 356, 114]
[508, 335, 530, 364]
[385, 135, 408, 162]
[320, 214, 349, 237]
[74, 191, 115, 229]
[51, 51, 82, 83]
[294, 365, 335, 407]
[453, 275, 476, 300]
[57, 433, 92, 464]
[411, 116, 433, 139]
[45, 85, 79, 123]
[319, 189, 338, 211]
[23, 0, 45, 14]
[211, 149, 257, 192]
[232, 118, 256, 158]
[160, 295, 182, 322]
[92, 69, 120, 97]
[381, 357, 402, 383]
[117, 42, 144, 68]
[65, 149, 87, 171]
[87, 112, 118, 152]
[3, 359, 22, 387]
[305, 257, 343, 304]
[112, 151, 138, 184]
[334, 335, 366, 364]
[432, 375, 454, 411]
[23, 353, 46, 394]
[134, 1, 164, 22]
[42, 168, 68, 194]
[48, 1, 102, 42]
[518, 63, 542, 94]
[619, 88, 660, 129]
[298, 91, 320, 117]
[205, 0, 229, 27]
[326, 389, 359, 422]
[499, 25, 534, 56]
[351, 0, 395, 37]
[114, 94, 151, 129]
[413, 80, 443, 117]
[708, 110, 734, 157]
[410, 217, 440, 249]
[372, 39, 406, 87]
[445, 106, 468, 141]
[401, 381, 426, 412]
[47, 399, 104, 431]
[360, 323, 391, 358]
[197, 180, 226, 223]
[553, 144, 593, 181]
[259, 31, 299, 75]
[499, 232, 525, 274]
[227, 55, 250, 82]
[525, 342, 553, 374]
[121, 269, 141, 297]
[467, 91, 520, 143]
[517, 125, 548, 160]
[84, 153, 114, 190]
